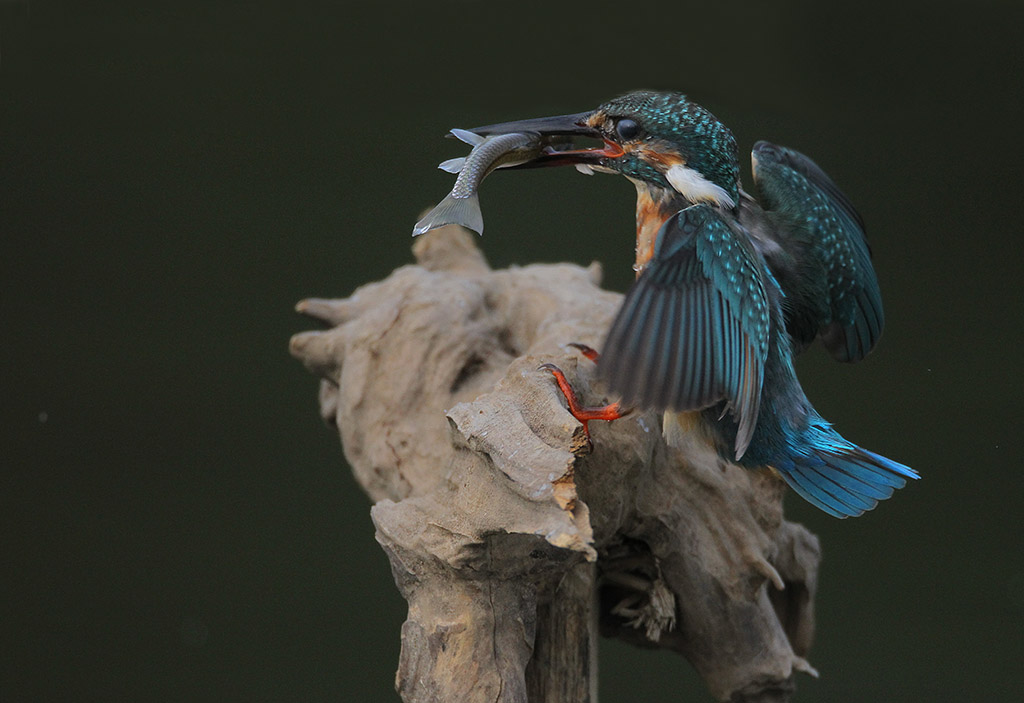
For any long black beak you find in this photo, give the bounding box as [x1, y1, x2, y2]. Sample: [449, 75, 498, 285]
[463, 111, 599, 139]
[457, 110, 624, 168]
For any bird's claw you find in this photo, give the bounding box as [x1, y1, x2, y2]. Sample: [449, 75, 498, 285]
[539, 361, 625, 452]
[567, 342, 601, 362]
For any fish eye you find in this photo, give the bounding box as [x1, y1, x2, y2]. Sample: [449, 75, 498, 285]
[615, 118, 641, 141]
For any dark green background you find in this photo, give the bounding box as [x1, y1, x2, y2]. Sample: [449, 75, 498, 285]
[3, 1, 1022, 700]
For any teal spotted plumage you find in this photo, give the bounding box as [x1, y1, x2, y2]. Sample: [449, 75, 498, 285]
[463, 90, 919, 517]
[750, 141, 883, 361]
[601, 205, 769, 457]
[737, 278, 916, 518]
[598, 91, 741, 205]
[600, 203, 917, 518]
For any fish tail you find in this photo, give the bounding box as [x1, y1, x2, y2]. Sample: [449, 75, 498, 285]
[412, 193, 483, 237]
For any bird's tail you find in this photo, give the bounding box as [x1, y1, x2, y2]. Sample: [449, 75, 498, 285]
[412, 192, 484, 237]
[775, 439, 919, 519]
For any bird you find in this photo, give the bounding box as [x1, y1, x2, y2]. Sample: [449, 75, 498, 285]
[465, 90, 918, 518]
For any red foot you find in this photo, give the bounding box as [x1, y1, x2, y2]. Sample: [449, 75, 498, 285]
[539, 362, 625, 446]
[567, 342, 601, 362]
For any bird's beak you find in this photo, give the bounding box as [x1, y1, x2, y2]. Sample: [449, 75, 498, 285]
[465, 111, 596, 138]
[462, 111, 625, 168]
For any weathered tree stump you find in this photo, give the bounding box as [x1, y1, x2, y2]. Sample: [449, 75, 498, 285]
[290, 226, 821, 702]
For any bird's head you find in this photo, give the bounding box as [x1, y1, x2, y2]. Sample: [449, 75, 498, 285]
[468, 90, 740, 209]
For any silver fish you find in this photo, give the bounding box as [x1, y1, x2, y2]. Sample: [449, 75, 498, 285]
[413, 129, 544, 236]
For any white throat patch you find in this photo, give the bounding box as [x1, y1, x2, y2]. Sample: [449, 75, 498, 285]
[665, 164, 735, 208]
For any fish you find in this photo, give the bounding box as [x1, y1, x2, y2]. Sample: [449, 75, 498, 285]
[413, 129, 545, 237]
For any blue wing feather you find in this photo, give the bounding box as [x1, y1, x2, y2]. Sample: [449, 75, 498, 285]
[752, 141, 884, 362]
[599, 205, 770, 457]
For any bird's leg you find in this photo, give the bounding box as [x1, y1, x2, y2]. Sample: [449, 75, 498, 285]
[539, 344, 628, 447]
[539, 363, 625, 438]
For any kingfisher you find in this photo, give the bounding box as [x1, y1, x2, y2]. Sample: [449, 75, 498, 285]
[465, 90, 918, 518]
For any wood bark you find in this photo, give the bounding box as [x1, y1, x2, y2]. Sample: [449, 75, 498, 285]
[290, 226, 821, 702]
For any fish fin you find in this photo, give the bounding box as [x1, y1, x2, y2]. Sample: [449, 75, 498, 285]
[412, 193, 483, 237]
[438, 157, 466, 174]
[449, 128, 485, 147]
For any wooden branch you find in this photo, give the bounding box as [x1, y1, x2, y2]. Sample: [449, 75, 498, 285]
[290, 226, 821, 703]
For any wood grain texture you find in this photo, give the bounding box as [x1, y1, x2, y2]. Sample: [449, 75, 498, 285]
[291, 226, 821, 702]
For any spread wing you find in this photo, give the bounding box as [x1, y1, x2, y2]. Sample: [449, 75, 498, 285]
[598, 204, 771, 458]
[751, 141, 883, 362]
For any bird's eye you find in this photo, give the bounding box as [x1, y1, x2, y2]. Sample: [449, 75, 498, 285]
[615, 118, 641, 141]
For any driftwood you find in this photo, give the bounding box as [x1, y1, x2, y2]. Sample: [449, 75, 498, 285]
[290, 226, 821, 703]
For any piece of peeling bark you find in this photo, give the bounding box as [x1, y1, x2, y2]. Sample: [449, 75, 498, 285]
[290, 226, 821, 703]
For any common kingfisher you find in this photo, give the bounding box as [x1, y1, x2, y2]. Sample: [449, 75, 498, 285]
[466, 90, 918, 518]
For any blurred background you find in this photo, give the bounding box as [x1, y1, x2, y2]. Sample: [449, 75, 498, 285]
[3, 1, 1022, 700]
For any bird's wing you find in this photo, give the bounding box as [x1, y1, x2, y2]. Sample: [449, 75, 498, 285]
[599, 204, 771, 458]
[751, 141, 883, 362]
